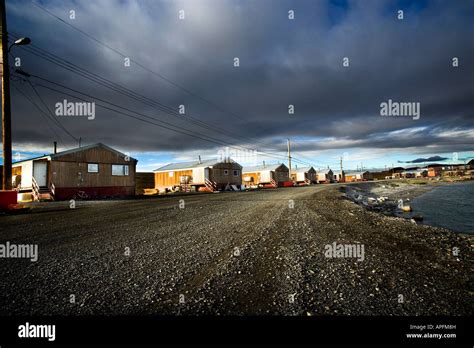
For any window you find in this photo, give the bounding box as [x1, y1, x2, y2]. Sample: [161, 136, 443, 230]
[169, 171, 174, 178]
[233, 170, 238, 177]
[112, 164, 129, 176]
[224, 169, 229, 175]
[88, 163, 99, 173]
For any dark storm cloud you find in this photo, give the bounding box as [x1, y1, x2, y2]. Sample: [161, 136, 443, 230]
[6, 0, 474, 155]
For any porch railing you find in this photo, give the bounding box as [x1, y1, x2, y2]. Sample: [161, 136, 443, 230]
[32, 177, 40, 202]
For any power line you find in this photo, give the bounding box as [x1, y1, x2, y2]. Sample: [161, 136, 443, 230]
[8, 34, 305, 164]
[11, 80, 63, 143]
[13, 70, 308, 165]
[10, 7, 315, 167]
[27, 80, 79, 142]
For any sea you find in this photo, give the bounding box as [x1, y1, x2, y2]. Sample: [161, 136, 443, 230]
[411, 181, 474, 234]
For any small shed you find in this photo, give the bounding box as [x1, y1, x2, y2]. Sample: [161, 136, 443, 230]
[242, 163, 290, 187]
[401, 169, 427, 178]
[333, 171, 345, 183]
[154, 158, 242, 192]
[291, 166, 317, 184]
[12, 143, 137, 200]
[370, 170, 392, 180]
[345, 171, 372, 182]
[317, 168, 334, 183]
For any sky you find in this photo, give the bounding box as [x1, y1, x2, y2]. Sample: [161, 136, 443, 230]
[2, 0, 473, 171]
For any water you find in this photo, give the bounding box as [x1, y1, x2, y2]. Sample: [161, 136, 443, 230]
[411, 181, 474, 234]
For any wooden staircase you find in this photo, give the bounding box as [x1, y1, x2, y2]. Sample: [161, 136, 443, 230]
[204, 178, 217, 192]
[270, 178, 278, 188]
[32, 177, 55, 202]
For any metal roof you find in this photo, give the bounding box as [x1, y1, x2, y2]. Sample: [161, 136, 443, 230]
[242, 163, 288, 173]
[402, 169, 427, 174]
[345, 171, 369, 175]
[154, 158, 240, 172]
[12, 154, 50, 165]
[51, 143, 136, 161]
[292, 166, 315, 173]
[12, 143, 136, 164]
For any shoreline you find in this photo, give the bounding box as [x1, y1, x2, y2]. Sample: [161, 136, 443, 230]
[342, 180, 471, 235]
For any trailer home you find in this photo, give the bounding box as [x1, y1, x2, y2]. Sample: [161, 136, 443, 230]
[12, 143, 137, 201]
[333, 171, 345, 183]
[291, 166, 317, 185]
[154, 158, 242, 192]
[242, 163, 290, 187]
[317, 168, 334, 183]
[345, 171, 372, 182]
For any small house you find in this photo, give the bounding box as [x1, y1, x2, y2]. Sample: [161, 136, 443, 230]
[291, 166, 317, 185]
[401, 169, 427, 178]
[154, 158, 242, 192]
[345, 171, 372, 182]
[333, 171, 345, 183]
[427, 165, 442, 177]
[12, 143, 137, 201]
[242, 163, 290, 187]
[371, 170, 392, 180]
[316, 168, 334, 183]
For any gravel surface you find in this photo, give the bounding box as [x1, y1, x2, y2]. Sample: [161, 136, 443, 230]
[0, 184, 472, 316]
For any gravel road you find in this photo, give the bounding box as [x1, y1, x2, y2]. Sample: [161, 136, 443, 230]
[0, 184, 472, 315]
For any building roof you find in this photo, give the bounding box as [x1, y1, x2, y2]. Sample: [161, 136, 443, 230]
[155, 158, 240, 172]
[52, 143, 136, 161]
[12, 154, 50, 165]
[345, 171, 369, 176]
[12, 143, 137, 164]
[318, 168, 333, 174]
[402, 169, 427, 174]
[292, 166, 315, 173]
[242, 163, 288, 173]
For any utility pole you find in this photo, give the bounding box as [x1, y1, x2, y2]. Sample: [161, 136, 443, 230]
[287, 138, 292, 179]
[339, 156, 344, 182]
[1, 0, 12, 190]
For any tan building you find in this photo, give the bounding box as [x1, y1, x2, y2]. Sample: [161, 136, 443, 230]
[154, 158, 242, 192]
[291, 166, 317, 184]
[12, 143, 137, 200]
[242, 163, 290, 187]
[333, 171, 345, 183]
[345, 171, 372, 182]
[317, 168, 334, 183]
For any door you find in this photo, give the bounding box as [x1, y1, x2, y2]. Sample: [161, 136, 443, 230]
[33, 161, 48, 187]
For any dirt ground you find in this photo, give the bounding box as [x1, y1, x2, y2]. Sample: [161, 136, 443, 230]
[0, 184, 472, 315]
